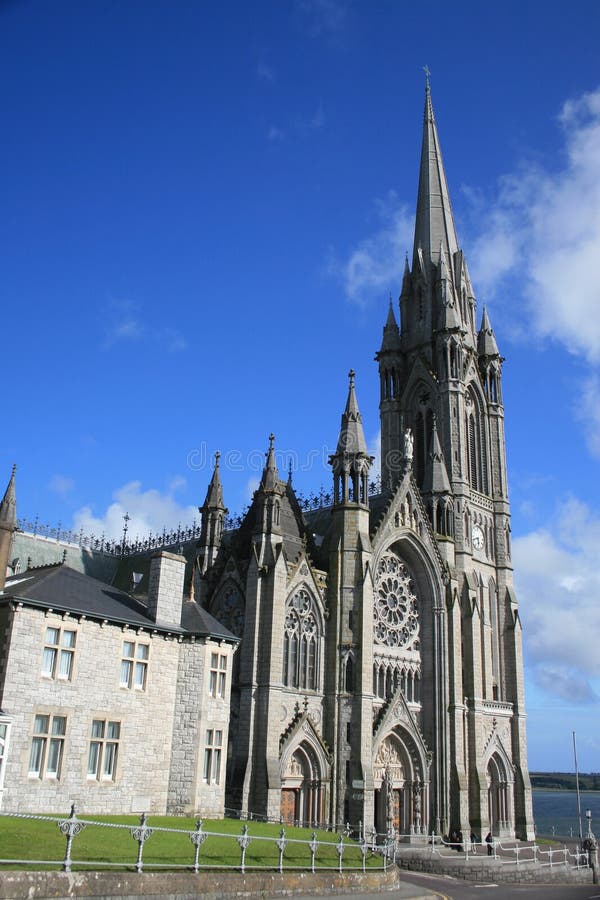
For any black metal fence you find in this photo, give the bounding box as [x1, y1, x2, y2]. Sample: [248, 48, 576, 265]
[15, 478, 384, 561]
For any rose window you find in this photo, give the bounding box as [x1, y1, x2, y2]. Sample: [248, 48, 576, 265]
[373, 553, 419, 649]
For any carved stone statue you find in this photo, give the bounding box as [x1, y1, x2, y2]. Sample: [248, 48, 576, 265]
[385, 766, 394, 833]
[413, 780, 422, 833]
[403, 427, 414, 462]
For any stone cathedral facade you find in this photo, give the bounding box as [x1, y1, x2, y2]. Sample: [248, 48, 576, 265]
[0, 86, 534, 839]
[198, 84, 534, 840]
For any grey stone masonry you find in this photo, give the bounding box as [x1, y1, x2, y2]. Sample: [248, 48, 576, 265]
[0, 604, 180, 815]
[147, 550, 186, 627]
[167, 638, 234, 817]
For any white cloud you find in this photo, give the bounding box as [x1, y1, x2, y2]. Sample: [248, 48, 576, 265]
[103, 299, 144, 349]
[163, 328, 188, 353]
[575, 373, 600, 459]
[268, 125, 284, 142]
[102, 300, 187, 352]
[168, 475, 187, 493]
[48, 474, 75, 495]
[327, 192, 414, 307]
[468, 86, 600, 364]
[290, 102, 326, 138]
[312, 103, 324, 129]
[295, 0, 348, 38]
[368, 429, 381, 487]
[245, 477, 260, 501]
[514, 496, 600, 704]
[257, 61, 274, 82]
[104, 316, 143, 348]
[72, 481, 198, 542]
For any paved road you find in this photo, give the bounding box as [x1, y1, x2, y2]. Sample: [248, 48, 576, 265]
[399, 869, 600, 900]
[294, 871, 600, 900]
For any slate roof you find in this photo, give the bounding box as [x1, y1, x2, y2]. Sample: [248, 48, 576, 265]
[0, 564, 237, 642]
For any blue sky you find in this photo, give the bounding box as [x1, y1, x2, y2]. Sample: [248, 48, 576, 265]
[2, 0, 600, 772]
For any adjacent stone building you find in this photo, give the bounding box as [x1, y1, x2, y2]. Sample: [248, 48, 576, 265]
[0, 517, 238, 815]
[0, 83, 535, 839]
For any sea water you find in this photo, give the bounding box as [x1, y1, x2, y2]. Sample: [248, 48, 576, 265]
[533, 789, 600, 838]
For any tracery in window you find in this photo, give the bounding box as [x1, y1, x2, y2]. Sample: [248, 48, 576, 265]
[211, 584, 245, 637]
[373, 553, 420, 650]
[282, 588, 321, 690]
[465, 389, 489, 494]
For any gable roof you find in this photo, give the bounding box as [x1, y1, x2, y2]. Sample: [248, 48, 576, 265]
[0, 564, 237, 642]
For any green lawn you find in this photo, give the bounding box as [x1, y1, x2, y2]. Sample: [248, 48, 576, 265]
[0, 813, 384, 872]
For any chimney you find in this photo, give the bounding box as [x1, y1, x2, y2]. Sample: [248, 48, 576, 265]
[147, 550, 186, 627]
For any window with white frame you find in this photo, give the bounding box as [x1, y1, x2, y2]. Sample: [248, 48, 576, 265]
[0, 721, 9, 790]
[120, 640, 149, 690]
[87, 719, 120, 780]
[28, 714, 66, 778]
[41, 626, 76, 680]
[203, 728, 222, 784]
[208, 652, 227, 698]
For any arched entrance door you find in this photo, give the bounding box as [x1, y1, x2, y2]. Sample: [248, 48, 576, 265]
[280, 742, 323, 827]
[487, 752, 512, 836]
[373, 732, 427, 837]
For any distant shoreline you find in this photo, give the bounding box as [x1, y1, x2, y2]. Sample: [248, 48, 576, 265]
[531, 772, 600, 792]
[533, 786, 600, 793]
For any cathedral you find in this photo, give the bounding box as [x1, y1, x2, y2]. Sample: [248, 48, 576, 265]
[0, 83, 534, 840]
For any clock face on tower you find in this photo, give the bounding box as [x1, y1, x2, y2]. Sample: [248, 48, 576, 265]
[472, 524, 484, 551]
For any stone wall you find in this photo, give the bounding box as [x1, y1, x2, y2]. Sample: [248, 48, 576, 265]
[147, 550, 185, 627]
[0, 605, 181, 814]
[0, 867, 401, 899]
[167, 638, 233, 816]
[397, 852, 593, 884]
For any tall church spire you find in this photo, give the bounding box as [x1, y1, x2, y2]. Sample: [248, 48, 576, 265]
[413, 80, 460, 272]
[260, 433, 279, 491]
[253, 434, 284, 535]
[380, 299, 401, 352]
[336, 369, 369, 457]
[478, 307, 500, 358]
[330, 371, 372, 506]
[202, 451, 225, 510]
[0, 465, 17, 592]
[198, 452, 227, 572]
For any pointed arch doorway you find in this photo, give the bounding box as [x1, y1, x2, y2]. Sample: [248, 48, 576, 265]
[280, 742, 324, 827]
[486, 751, 513, 836]
[373, 732, 428, 837]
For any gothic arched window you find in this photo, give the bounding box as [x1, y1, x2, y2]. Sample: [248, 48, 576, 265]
[283, 588, 322, 691]
[344, 654, 354, 692]
[465, 388, 489, 495]
[414, 405, 433, 488]
[210, 583, 245, 637]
